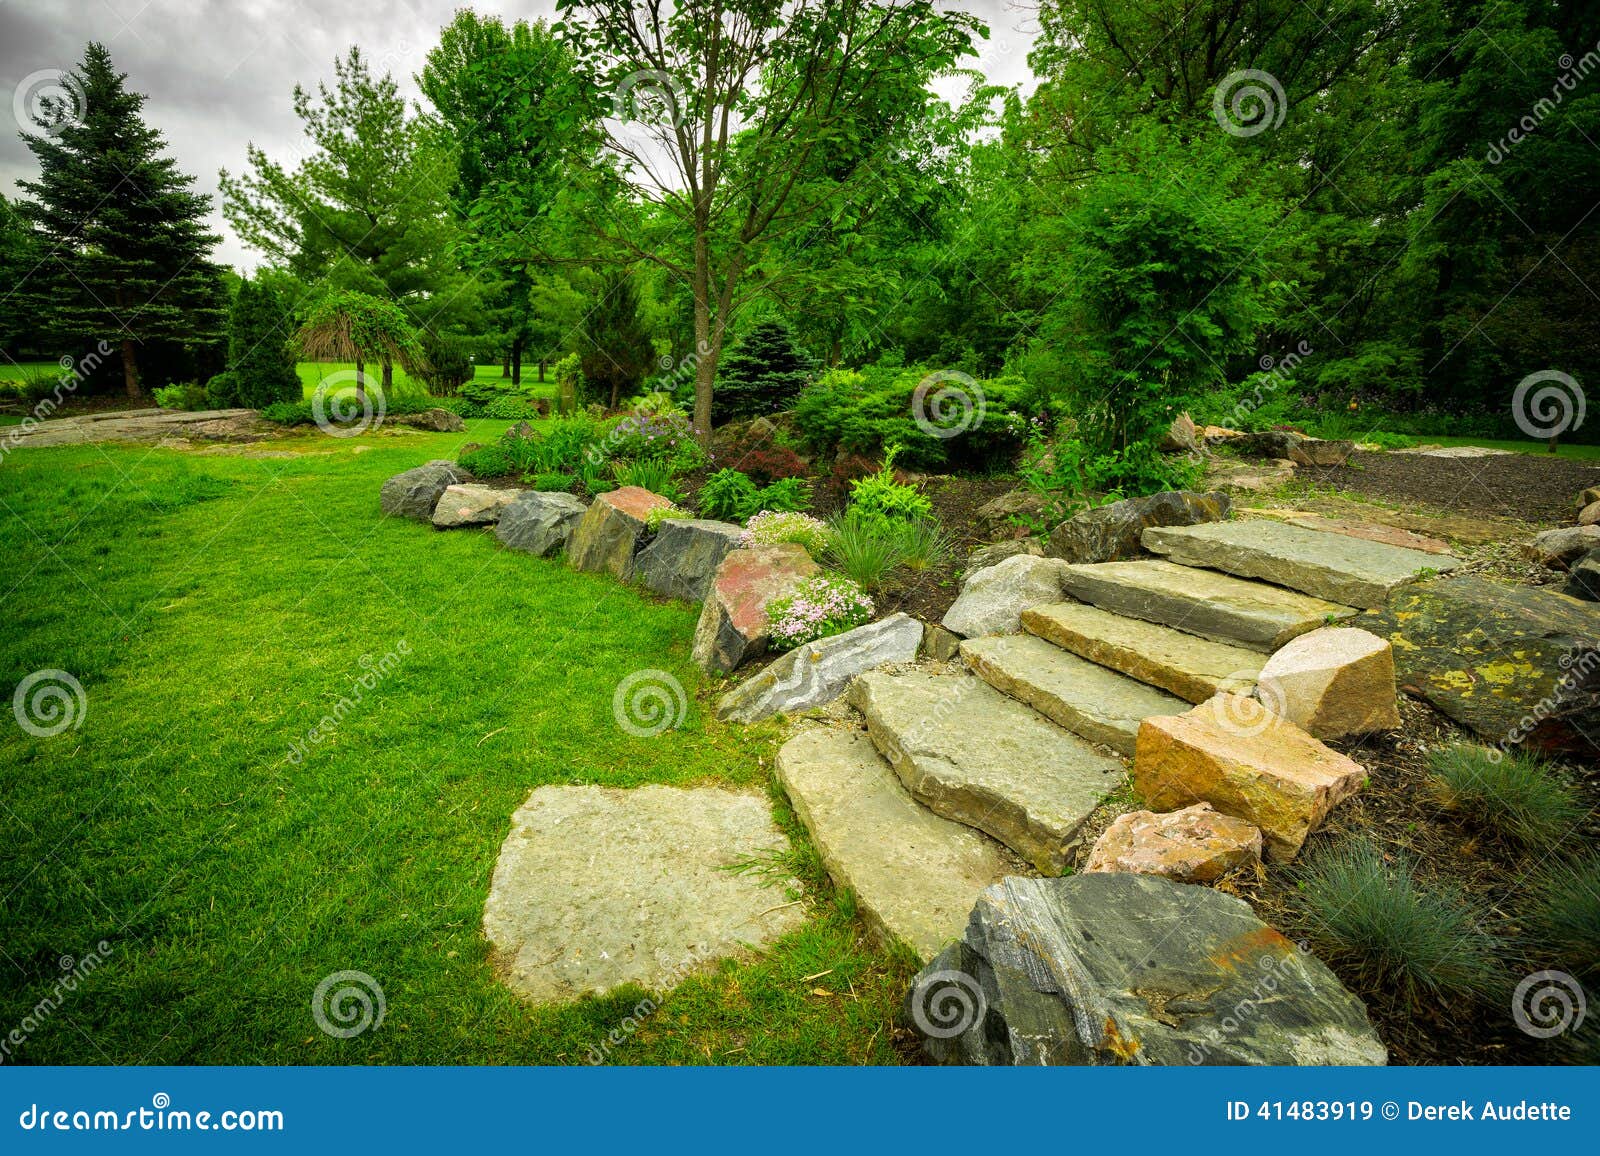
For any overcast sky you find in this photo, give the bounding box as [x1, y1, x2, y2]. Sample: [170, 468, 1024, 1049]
[0, 0, 1039, 272]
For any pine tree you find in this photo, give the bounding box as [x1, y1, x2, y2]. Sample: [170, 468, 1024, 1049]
[15, 42, 225, 398]
[713, 320, 817, 424]
[578, 272, 656, 409]
[209, 278, 302, 409]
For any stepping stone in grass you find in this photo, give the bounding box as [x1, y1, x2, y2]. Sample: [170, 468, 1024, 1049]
[1140, 519, 1460, 609]
[1058, 559, 1354, 652]
[776, 727, 1012, 961]
[484, 784, 806, 1005]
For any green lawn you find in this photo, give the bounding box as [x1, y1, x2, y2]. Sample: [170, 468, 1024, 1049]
[0, 425, 911, 1064]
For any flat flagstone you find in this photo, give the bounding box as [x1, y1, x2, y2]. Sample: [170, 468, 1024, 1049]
[776, 727, 1012, 960]
[1021, 602, 1264, 703]
[1141, 520, 1459, 608]
[484, 784, 806, 1005]
[1238, 508, 1454, 555]
[848, 670, 1123, 873]
[960, 633, 1185, 756]
[1057, 560, 1354, 652]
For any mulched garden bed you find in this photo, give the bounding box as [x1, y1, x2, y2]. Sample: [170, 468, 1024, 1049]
[1312, 449, 1600, 523]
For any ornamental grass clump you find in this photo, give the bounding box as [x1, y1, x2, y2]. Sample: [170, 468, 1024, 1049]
[766, 576, 874, 651]
[739, 511, 832, 557]
[1427, 742, 1582, 847]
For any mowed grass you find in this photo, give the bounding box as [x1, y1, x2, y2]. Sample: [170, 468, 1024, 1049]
[295, 361, 558, 403]
[0, 426, 913, 1064]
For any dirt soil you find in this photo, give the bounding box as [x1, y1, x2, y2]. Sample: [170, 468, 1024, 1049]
[1313, 450, 1600, 523]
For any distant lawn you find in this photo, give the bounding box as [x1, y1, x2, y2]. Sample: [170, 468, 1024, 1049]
[0, 428, 911, 1064]
[1395, 434, 1600, 461]
[296, 361, 558, 403]
[0, 360, 58, 381]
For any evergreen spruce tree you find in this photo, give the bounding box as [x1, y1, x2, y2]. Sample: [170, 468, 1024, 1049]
[15, 42, 225, 398]
[578, 272, 656, 409]
[210, 278, 302, 409]
[712, 320, 817, 424]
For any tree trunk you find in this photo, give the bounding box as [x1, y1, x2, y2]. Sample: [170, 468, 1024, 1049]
[381, 357, 393, 395]
[538, 359, 546, 383]
[691, 237, 716, 444]
[511, 336, 523, 387]
[119, 339, 142, 400]
[502, 351, 511, 378]
[355, 357, 366, 401]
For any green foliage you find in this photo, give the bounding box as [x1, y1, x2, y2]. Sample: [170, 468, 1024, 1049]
[527, 472, 575, 493]
[484, 396, 538, 420]
[579, 272, 656, 408]
[612, 459, 680, 501]
[458, 444, 515, 478]
[554, 353, 584, 414]
[152, 382, 207, 411]
[893, 517, 953, 572]
[825, 509, 909, 592]
[219, 277, 302, 408]
[697, 468, 760, 522]
[1530, 856, 1600, 982]
[793, 364, 1032, 471]
[294, 289, 423, 378]
[847, 445, 933, 522]
[766, 576, 875, 651]
[643, 505, 693, 532]
[739, 511, 833, 557]
[417, 331, 474, 396]
[713, 319, 817, 424]
[751, 477, 810, 515]
[1025, 126, 1280, 491]
[1427, 744, 1583, 847]
[1297, 838, 1506, 1010]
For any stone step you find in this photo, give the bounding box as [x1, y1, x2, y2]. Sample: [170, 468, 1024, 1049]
[775, 727, 1014, 962]
[848, 670, 1124, 874]
[1057, 560, 1355, 652]
[960, 634, 1185, 756]
[1141, 519, 1459, 609]
[1021, 602, 1265, 704]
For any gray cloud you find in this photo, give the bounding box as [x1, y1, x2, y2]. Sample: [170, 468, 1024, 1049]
[2, 0, 1036, 272]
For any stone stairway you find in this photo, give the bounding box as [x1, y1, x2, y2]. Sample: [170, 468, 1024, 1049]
[776, 516, 1458, 960]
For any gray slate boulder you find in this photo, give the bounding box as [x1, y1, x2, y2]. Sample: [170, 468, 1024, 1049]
[943, 554, 1073, 637]
[495, 491, 588, 557]
[909, 873, 1387, 1066]
[716, 613, 923, 723]
[432, 483, 519, 528]
[633, 518, 744, 603]
[394, 407, 466, 432]
[1232, 429, 1304, 460]
[1564, 549, 1600, 600]
[964, 537, 1043, 576]
[380, 459, 470, 522]
[1046, 489, 1231, 565]
[1527, 525, 1600, 568]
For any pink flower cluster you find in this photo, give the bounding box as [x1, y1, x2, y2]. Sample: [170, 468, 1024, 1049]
[767, 577, 875, 651]
[739, 511, 831, 555]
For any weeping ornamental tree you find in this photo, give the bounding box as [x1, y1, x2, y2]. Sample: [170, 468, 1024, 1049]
[293, 291, 425, 398]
